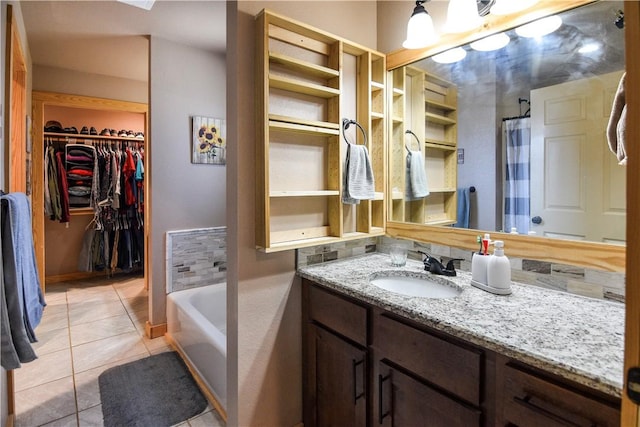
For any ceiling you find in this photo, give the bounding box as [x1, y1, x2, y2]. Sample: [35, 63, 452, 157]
[20, 0, 227, 82]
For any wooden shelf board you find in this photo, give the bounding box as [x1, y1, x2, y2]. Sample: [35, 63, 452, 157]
[69, 207, 94, 216]
[425, 99, 456, 112]
[269, 119, 339, 136]
[392, 88, 405, 96]
[269, 114, 339, 130]
[269, 74, 340, 98]
[425, 219, 457, 226]
[425, 138, 456, 147]
[269, 51, 339, 79]
[425, 112, 456, 126]
[260, 229, 385, 253]
[392, 116, 404, 123]
[371, 81, 385, 91]
[44, 132, 145, 142]
[427, 188, 456, 193]
[373, 192, 384, 201]
[269, 190, 340, 197]
[370, 112, 384, 120]
[425, 142, 457, 151]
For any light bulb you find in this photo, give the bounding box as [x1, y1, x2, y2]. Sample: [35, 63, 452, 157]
[403, 2, 439, 49]
[470, 33, 510, 52]
[444, 0, 483, 34]
[432, 47, 467, 64]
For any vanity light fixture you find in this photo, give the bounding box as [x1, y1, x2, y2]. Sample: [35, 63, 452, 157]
[444, 0, 483, 33]
[116, 0, 155, 10]
[403, 0, 439, 49]
[515, 15, 562, 38]
[470, 33, 510, 51]
[432, 47, 467, 64]
[578, 42, 600, 54]
[490, 0, 539, 16]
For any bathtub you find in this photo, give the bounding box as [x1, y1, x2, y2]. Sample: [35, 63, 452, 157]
[167, 283, 226, 411]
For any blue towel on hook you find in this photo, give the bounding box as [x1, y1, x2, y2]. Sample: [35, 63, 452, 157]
[1, 193, 46, 343]
[453, 187, 470, 228]
[343, 144, 375, 204]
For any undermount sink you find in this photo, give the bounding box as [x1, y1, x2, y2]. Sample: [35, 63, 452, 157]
[368, 271, 463, 299]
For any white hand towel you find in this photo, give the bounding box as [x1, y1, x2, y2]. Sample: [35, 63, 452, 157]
[342, 144, 375, 205]
[406, 150, 429, 199]
[607, 72, 627, 165]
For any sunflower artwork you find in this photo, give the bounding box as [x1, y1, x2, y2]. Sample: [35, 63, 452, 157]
[192, 116, 226, 165]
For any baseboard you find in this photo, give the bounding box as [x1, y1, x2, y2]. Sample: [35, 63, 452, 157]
[6, 414, 15, 427]
[45, 271, 107, 284]
[145, 321, 167, 339]
[166, 333, 228, 423]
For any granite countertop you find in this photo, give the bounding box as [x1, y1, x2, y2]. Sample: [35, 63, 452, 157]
[297, 253, 624, 398]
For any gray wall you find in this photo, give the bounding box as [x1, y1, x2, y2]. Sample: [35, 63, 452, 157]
[148, 36, 226, 326]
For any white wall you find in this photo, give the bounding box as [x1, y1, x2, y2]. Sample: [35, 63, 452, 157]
[228, 2, 376, 425]
[148, 37, 226, 325]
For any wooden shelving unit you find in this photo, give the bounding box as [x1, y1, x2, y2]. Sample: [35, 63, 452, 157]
[388, 67, 458, 226]
[256, 10, 386, 252]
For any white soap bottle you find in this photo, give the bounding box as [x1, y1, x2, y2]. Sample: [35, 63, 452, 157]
[487, 240, 511, 292]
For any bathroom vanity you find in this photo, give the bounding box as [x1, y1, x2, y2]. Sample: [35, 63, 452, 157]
[299, 254, 623, 426]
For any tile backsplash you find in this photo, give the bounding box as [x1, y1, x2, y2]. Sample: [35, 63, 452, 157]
[165, 227, 227, 293]
[298, 236, 625, 303]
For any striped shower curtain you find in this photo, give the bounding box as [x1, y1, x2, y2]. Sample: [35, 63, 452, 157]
[503, 118, 531, 235]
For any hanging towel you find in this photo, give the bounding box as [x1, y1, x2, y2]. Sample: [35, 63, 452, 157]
[0, 193, 46, 368]
[453, 187, 470, 228]
[405, 150, 429, 200]
[342, 144, 375, 204]
[607, 72, 627, 165]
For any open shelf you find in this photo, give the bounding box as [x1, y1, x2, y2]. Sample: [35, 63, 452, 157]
[269, 74, 340, 98]
[270, 190, 340, 197]
[425, 99, 456, 112]
[425, 112, 457, 126]
[269, 116, 340, 136]
[269, 51, 339, 79]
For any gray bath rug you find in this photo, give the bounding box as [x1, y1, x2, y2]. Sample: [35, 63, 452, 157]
[99, 351, 208, 427]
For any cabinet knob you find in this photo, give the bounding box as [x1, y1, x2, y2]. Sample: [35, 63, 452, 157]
[531, 216, 543, 225]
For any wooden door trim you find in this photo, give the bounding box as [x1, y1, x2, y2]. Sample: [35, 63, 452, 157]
[623, 1, 640, 425]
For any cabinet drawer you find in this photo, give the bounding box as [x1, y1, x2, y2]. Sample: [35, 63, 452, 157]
[308, 284, 367, 346]
[502, 363, 620, 427]
[379, 362, 481, 427]
[374, 313, 482, 405]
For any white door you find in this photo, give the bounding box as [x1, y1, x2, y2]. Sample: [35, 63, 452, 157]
[530, 71, 626, 243]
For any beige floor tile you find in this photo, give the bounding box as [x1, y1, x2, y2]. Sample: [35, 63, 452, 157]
[187, 410, 226, 427]
[66, 286, 120, 305]
[38, 306, 70, 333]
[74, 353, 149, 411]
[15, 376, 76, 427]
[114, 280, 147, 300]
[41, 414, 79, 427]
[72, 331, 149, 373]
[14, 348, 72, 391]
[70, 314, 137, 347]
[32, 327, 70, 356]
[128, 309, 148, 335]
[44, 291, 68, 305]
[78, 405, 103, 427]
[142, 335, 171, 353]
[68, 300, 127, 326]
[121, 295, 148, 314]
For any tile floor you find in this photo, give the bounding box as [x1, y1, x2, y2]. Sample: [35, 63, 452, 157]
[14, 275, 225, 427]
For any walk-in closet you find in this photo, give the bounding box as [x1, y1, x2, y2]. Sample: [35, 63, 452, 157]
[32, 92, 149, 290]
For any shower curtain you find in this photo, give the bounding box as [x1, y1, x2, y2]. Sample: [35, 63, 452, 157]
[503, 117, 531, 235]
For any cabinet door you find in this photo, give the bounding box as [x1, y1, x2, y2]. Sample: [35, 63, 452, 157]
[377, 362, 481, 427]
[307, 325, 367, 427]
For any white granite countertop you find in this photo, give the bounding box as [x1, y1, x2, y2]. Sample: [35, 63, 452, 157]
[297, 253, 624, 398]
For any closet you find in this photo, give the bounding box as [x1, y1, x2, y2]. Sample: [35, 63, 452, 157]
[32, 92, 148, 291]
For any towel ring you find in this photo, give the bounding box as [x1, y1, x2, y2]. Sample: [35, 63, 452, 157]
[405, 130, 421, 152]
[342, 118, 368, 146]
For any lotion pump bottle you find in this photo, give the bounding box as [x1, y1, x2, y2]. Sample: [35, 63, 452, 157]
[487, 240, 512, 293]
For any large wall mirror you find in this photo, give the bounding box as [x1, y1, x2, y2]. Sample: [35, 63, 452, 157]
[386, 0, 626, 272]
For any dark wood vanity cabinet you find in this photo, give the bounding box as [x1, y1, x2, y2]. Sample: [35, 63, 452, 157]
[303, 280, 370, 427]
[302, 279, 621, 427]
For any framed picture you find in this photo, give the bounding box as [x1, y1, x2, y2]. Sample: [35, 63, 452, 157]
[192, 116, 226, 165]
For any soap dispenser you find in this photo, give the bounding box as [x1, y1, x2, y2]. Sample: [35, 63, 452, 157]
[486, 240, 512, 295]
[471, 234, 490, 288]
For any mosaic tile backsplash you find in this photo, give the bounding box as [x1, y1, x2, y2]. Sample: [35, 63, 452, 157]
[298, 236, 625, 303]
[166, 227, 226, 293]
